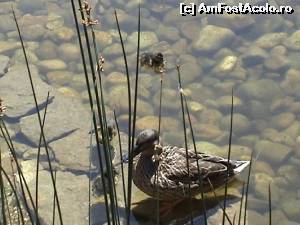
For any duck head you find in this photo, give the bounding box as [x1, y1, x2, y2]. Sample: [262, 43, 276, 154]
[133, 129, 160, 157]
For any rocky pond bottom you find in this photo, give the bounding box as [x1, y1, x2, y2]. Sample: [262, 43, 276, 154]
[1, 0, 300, 224]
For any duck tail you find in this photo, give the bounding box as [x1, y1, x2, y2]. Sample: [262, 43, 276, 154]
[232, 160, 250, 174]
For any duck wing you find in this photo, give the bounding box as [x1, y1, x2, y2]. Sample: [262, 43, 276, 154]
[157, 146, 235, 186]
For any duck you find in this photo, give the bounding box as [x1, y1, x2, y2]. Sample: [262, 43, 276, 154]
[132, 129, 250, 213]
[140, 52, 165, 74]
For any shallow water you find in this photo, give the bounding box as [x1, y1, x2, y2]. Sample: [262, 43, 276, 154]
[1, 0, 300, 224]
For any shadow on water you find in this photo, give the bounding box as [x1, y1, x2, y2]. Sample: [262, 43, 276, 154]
[90, 178, 244, 225]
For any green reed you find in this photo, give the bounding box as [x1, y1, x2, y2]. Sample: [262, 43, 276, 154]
[182, 92, 208, 225]
[4, 183, 13, 225]
[70, 0, 112, 223]
[222, 89, 234, 225]
[113, 110, 127, 208]
[238, 183, 245, 225]
[12, 7, 62, 224]
[208, 178, 233, 225]
[0, 145, 7, 225]
[72, 0, 122, 223]
[176, 65, 194, 224]
[243, 151, 253, 225]
[35, 91, 50, 218]
[127, 4, 141, 224]
[0, 166, 25, 224]
[0, 119, 37, 224]
[268, 183, 272, 225]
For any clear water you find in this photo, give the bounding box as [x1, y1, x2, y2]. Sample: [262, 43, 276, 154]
[1, 0, 300, 224]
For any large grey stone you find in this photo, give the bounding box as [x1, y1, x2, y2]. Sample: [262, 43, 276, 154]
[19, 93, 90, 147]
[0, 64, 54, 118]
[0, 54, 9, 76]
[237, 79, 283, 102]
[254, 140, 292, 164]
[23, 167, 89, 225]
[192, 25, 235, 52]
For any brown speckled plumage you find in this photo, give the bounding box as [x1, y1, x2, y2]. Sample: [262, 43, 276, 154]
[132, 129, 249, 201]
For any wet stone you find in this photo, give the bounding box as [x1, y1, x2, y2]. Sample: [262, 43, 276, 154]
[51, 26, 75, 42]
[254, 140, 292, 164]
[282, 199, 300, 221]
[252, 14, 285, 34]
[36, 40, 58, 59]
[22, 24, 46, 40]
[38, 59, 67, 71]
[157, 24, 180, 42]
[0, 64, 55, 118]
[213, 55, 238, 74]
[162, 131, 184, 147]
[46, 13, 64, 30]
[192, 25, 235, 53]
[281, 68, 300, 98]
[264, 52, 290, 72]
[94, 30, 113, 46]
[284, 30, 300, 50]
[284, 122, 300, 139]
[58, 43, 80, 62]
[24, 169, 89, 225]
[253, 173, 274, 200]
[13, 49, 38, 63]
[198, 108, 222, 125]
[207, 14, 255, 31]
[237, 79, 282, 102]
[46, 70, 73, 86]
[136, 116, 181, 132]
[189, 101, 205, 113]
[242, 47, 268, 67]
[190, 141, 224, 157]
[261, 128, 295, 146]
[0, 14, 15, 33]
[253, 160, 275, 176]
[220, 113, 250, 135]
[193, 123, 222, 140]
[0, 41, 21, 54]
[0, 55, 9, 77]
[271, 112, 295, 130]
[278, 165, 300, 185]
[238, 134, 259, 148]
[18, 0, 45, 13]
[106, 71, 127, 86]
[255, 32, 287, 49]
[127, 31, 158, 49]
[19, 91, 89, 148]
[216, 95, 242, 109]
[179, 62, 202, 83]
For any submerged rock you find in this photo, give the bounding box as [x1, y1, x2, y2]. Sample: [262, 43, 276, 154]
[220, 113, 251, 134]
[127, 31, 158, 49]
[281, 68, 300, 98]
[192, 25, 235, 53]
[237, 79, 282, 102]
[270, 112, 295, 130]
[282, 199, 300, 221]
[0, 40, 21, 54]
[0, 64, 55, 118]
[0, 55, 9, 77]
[38, 59, 67, 71]
[254, 140, 292, 164]
[24, 169, 89, 225]
[136, 116, 181, 132]
[284, 30, 300, 50]
[255, 32, 287, 49]
[207, 14, 254, 31]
